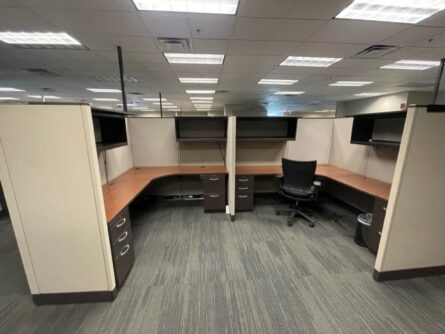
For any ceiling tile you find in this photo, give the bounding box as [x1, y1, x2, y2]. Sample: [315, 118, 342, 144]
[288, 0, 351, 19]
[272, 19, 326, 42]
[78, 35, 159, 53]
[232, 18, 282, 40]
[131, 52, 167, 64]
[238, 0, 297, 18]
[260, 41, 300, 56]
[293, 42, 366, 57]
[0, 7, 56, 30]
[378, 47, 431, 60]
[253, 55, 286, 66]
[189, 14, 235, 39]
[228, 40, 267, 55]
[382, 27, 445, 47]
[18, 0, 135, 11]
[224, 55, 257, 65]
[414, 31, 445, 48]
[139, 12, 190, 38]
[309, 21, 408, 44]
[34, 9, 149, 36]
[418, 11, 445, 28]
[191, 39, 230, 54]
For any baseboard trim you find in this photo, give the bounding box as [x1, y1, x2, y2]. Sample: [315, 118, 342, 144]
[373, 266, 445, 281]
[32, 289, 117, 305]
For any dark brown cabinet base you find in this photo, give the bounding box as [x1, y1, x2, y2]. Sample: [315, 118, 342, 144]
[108, 207, 134, 288]
[203, 174, 226, 213]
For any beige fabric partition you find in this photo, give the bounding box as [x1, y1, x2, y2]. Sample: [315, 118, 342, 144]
[375, 106, 445, 273]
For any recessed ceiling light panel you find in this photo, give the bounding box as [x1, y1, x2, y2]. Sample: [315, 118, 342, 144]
[280, 56, 343, 67]
[190, 97, 214, 101]
[87, 88, 121, 93]
[132, 0, 239, 14]
[354, 92, 386, 97]
[92, 98, 119, 102]
[329, 81, 373, 87]
[0, 97, 19, 101]
[274, 91, 305, 95]
[335, 0, 445, 24]
[380, 60, 441, 70]
[258, 79, 298, 85]
[0, 32, 84, 49]
[186, 90, 215, 94]
[0, 87, 25, 92]
[143, 98, 167, 101]
[165, 53, 224, 64]
[179, 78, 218, 84]
[28, 95, 61, 99]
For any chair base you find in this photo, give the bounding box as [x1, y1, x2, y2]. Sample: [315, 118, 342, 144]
[276, 203, 316, 228]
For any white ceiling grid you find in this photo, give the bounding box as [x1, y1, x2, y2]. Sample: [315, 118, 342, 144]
[0, 0, 444, 113]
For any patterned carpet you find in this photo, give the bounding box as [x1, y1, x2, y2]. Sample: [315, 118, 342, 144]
[0, 197, 444, 334]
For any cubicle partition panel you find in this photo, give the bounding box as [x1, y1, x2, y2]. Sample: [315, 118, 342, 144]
[374, 105, 445, 281]
[0, 104, 116, 303]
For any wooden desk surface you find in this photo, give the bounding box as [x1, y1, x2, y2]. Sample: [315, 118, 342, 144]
[235, 164, 391, 201]
[102, 165, 227, 223]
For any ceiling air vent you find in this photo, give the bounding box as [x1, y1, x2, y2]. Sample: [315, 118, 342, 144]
[353, 45, 399, 59]
[156, 37, 192, 52]
[24, 68, 58, 77]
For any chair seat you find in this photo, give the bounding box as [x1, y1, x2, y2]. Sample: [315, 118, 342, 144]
[281, 185, 315, 199]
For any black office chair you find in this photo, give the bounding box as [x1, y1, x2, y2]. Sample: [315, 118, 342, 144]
[276, 159, 318, 227]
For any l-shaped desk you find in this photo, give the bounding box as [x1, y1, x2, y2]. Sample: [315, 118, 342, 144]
[102, 164, 390, 220]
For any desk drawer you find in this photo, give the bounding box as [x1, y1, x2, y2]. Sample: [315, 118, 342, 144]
[203, 174, 226, 194]
[111, 226, 133, 257]
[204, 193, 225, 212]
[113, 241, 134, 288]
[109, 207, 130, 243]
[236, 175, 254, 188]
[236, 193, 254, 212]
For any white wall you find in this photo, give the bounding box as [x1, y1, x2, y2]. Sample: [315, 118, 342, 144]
[376, 106, 445, 272]
[329, 117, 398, 183]
[285, 118, 333, 164]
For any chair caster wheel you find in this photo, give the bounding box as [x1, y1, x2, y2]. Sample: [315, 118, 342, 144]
[309, 223, 315, 228]
[276, 212, 280, 216]
[288, 222, 293, 226]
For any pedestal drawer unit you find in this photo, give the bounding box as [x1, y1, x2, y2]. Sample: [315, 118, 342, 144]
[203, 174, 226, 212]
[108, 207, 134, 288]
[236, 175, 254, 212]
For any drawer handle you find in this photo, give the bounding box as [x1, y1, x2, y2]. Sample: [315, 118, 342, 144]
[120, 244, 130, 256]
[118, 231, 128, 243]
[238, 187, 249, 190]
[239, 178, 249, 182]
[209, 178, 220, 181]
[116, 217, 126, 228]
[383, 207, 387, 212]
[209, 194, 220, 198]
[238, 195, 248, 199]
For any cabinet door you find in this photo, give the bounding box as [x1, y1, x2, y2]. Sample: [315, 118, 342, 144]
[369, 198, 387, 254]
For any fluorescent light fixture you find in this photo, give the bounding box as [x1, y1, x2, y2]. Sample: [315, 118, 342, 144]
[0, 97, 19, 101]
[329, 81, 373, 87]
[164, 53, 224, 65]
[92, 98, 119, 102]
[274, 91, 305, 95]
[87, 88, 121, 93]
[132, 0, 239, 14]
[354, 92, 386, 97]
[186, 90, 215, 94]
[95, 106, 114, 110]
[335, 0, 445, 24]
[258, 79, 298, 85]
[164, 105, 178, 108]
[380, 60, 441, 70]
[154, 102, 173, 105]
[28, 95, 61, 99]
[0, 87, 25, 92]
[179, 78, 218, 84]
[143, 98, 167, 102]
[190, 97, 214, 101]
[280, 56, 343, 67]
[0, 32, 81, 45]
[193, 104, 213, 107]
[131, 107, 155, 111]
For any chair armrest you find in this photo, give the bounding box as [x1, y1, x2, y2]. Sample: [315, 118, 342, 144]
[313, 180, 322, 187]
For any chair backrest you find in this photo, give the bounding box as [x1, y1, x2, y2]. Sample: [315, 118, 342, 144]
[282, 159, 317, 191]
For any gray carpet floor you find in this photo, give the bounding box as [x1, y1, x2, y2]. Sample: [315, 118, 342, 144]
[0, 197, 445, 334]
